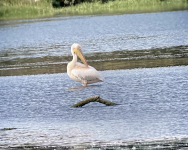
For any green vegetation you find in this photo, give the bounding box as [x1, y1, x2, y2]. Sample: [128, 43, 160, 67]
[51, 0, 113, 7]
[0, 0, 53, 19]
[0, 0, 188, 20]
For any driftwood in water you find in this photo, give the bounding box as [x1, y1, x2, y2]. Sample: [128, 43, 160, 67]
[71, 95, 117, 107]
[1, 128, 17, 131]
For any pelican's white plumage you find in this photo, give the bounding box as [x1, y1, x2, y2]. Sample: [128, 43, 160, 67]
[67, 43, 103, 86]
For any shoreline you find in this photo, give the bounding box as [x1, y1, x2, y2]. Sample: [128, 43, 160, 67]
[0, 0, 188, 20]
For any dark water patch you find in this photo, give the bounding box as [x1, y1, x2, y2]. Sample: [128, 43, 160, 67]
[4, 137, 188, 150]
[0, 45, 188, 76]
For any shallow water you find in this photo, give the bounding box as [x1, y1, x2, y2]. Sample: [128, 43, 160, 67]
[0, 66, 188, 149]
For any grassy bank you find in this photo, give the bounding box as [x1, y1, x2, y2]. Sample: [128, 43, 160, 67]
[0, 0, 188, 20]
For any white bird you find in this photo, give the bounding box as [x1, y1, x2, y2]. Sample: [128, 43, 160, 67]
[67, 43, 104, 86]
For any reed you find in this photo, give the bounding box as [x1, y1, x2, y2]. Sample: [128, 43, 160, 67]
[65, 0, 188, 15]
[0, 0, 188, 20]
[0, 0, 54, 19]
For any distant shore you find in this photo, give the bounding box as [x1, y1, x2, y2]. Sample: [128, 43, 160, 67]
[0, 0, 188, 20]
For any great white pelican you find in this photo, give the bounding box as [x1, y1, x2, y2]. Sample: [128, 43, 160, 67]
[67, 43, 104, 86]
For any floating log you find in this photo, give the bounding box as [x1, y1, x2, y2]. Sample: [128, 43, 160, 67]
[71, 95, 117, 107]
[1, 128, 17, 131]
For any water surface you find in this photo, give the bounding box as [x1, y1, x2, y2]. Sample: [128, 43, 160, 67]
[0, 11, 188, 76]
[0, 66, 188, 149]
[0, 10, 188, 149]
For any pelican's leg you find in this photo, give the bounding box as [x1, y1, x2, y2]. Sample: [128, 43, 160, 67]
[83, 83, 87, 87]
[82, 80, 87, 87]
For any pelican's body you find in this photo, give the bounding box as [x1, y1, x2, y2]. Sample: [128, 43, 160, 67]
[67, 43, 103, 86]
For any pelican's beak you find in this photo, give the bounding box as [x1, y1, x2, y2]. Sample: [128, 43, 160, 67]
[73, 48, 88, 67]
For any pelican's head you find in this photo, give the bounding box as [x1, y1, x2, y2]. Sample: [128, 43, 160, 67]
[71, 43, 88, 67]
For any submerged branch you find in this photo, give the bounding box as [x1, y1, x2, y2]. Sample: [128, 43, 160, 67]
[71, 95, 117, 107]
[1, 128, 17, 131]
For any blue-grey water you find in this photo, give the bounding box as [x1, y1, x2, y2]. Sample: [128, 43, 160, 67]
[0, 10, 188, 149]
[0, 11, 188, 60]
[0, 66, 188, 149]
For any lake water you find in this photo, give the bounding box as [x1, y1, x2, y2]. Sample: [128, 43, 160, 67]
[0, 10, 188, 76]
[0, 66, 188, 149]
[0, 10, 188, 149]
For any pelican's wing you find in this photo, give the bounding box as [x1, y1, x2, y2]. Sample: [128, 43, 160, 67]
[71, 62, 103, 83]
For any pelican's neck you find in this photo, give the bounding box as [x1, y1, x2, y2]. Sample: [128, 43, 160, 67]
[72, 52, 77, 65]
[67, 53, 77, 74]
